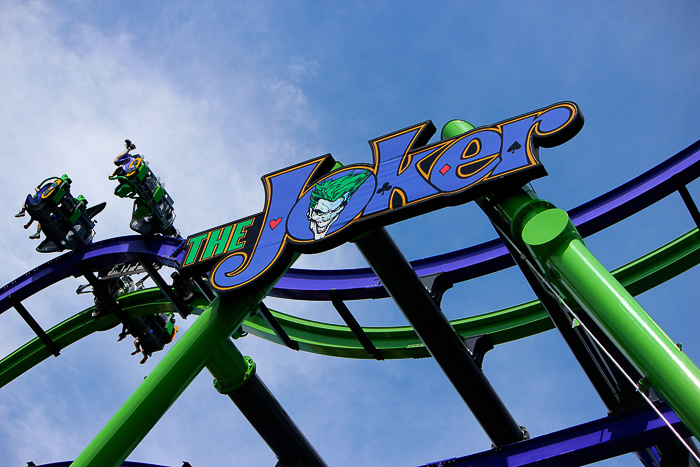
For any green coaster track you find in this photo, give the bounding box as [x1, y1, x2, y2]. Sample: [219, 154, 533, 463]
[2, 226, 698, 386]
[3, 127, 700, 466]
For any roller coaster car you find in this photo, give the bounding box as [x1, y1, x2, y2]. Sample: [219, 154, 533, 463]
[138, 313, 178, 354]
[25, 175, 106, 253]
[171, 271, 197, 304]
[84, 275, 140, 317]
[109, 141, 178, 237]
[78, 274, 178, 354]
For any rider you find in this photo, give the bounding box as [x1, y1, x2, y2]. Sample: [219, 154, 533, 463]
[15, 178, 60, 240]
[131, 337, 152, 365]
[111, 139, 136, 177]
[128, 313, 178, 364]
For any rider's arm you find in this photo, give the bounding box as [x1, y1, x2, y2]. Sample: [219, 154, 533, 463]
[35, 176, 60, 193]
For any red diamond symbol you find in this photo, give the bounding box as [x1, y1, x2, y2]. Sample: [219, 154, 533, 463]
[439, 164, 451, 175]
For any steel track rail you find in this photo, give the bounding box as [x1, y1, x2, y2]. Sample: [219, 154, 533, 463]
[272, 139, 700, 300]
[2, 141, 698, 311]
[0, 235, 184, 315]
[2, 227, 697, 387]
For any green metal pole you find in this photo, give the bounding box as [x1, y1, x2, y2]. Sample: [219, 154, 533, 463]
[72, 245, 302, 467]
[71, 293, 263, 467]
[443, 118, 700, 439]
[206, 337, 255, 393]
[520, 208, 700, 439]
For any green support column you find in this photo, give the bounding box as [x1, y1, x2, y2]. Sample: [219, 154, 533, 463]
[442, 119, 700, 439]
[521, 208, 700, 439]
[207, 337, 256, 393]
[71, 293, 262, 467]
[72, 247, 302, 467]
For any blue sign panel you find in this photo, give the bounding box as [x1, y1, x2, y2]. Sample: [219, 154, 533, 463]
[181, 102, 583, 295]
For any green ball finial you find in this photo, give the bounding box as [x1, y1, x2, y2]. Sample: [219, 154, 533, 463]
[441, 119, 475, 140]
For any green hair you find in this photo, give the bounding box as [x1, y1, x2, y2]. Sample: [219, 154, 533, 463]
[309, 169, 371, 209]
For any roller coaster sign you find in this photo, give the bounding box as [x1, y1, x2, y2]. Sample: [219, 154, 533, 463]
[181, 102, 583, 295]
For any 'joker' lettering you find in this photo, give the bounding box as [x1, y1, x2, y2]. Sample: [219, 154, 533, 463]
[181, 102, 583, 296]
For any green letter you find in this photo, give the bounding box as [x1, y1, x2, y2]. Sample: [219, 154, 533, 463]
[227, 218, 254, 252]
[201, 226, 234, 261]
[183, 234, 208, 266]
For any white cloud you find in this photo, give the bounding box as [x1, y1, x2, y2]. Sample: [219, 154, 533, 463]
[0, 2, 328, 465]
[1, 2, 699, 467]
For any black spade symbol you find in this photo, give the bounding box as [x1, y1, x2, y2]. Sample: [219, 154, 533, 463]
[376, 182, 392, 195]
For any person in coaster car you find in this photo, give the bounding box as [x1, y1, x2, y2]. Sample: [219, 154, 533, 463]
[15, 178, 61, 239]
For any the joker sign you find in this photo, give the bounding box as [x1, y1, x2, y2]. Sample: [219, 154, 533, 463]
[307, 169, 371, 239]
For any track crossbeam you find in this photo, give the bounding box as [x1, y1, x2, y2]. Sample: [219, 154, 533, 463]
[330, 291, 383, 360]
[9, 294, 60, 357]
[354, 227, 524, 447]
[137, 254, 190, 319]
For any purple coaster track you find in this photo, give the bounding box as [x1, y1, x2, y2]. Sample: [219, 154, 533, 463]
[35, 462, 171, 467]
[1, 140, 698, 310]
[421, 403, 689, 467]
[0, 236, 184, 315]
[273, 139, 700, 300]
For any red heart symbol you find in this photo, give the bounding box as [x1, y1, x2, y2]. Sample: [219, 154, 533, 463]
[269, 217, 282, 230]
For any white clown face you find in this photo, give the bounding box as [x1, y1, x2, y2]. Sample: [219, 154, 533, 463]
[307, 197, 347, 239]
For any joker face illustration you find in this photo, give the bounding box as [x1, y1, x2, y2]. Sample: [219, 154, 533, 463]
[307, 169, 370, 240]
[307, 196, 348, 239]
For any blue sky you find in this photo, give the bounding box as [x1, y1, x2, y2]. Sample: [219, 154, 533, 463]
[1, 1, 699, 466]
